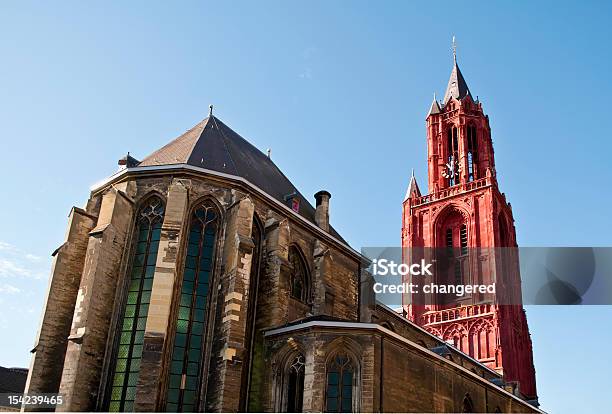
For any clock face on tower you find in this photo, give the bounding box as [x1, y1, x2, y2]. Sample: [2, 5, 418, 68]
[441, 154, 461, 181]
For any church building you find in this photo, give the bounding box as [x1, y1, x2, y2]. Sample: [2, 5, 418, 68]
[24, 53, 540, 412]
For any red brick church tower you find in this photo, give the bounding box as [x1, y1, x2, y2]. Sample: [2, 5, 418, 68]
[401, 46, 537, 402]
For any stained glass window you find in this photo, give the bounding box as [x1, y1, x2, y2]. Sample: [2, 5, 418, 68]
[325, 353, 354, 413]
[166, 202, 219, 412]
[109, 196, 164, 412]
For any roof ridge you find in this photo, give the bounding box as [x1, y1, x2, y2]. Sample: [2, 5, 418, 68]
[211, 117, 298, 192]
[184, 117, 210, 162]
[210, 115, 239, 174]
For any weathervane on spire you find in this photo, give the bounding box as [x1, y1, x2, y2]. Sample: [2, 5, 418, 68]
[452, 35, 457, 63]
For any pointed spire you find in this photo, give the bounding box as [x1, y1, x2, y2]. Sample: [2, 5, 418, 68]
[443, 37, 473, 104]
[404, 169, 421, 201]
[428, 92, 441, 116]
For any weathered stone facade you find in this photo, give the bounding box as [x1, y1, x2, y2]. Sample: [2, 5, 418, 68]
[24, 111, 540, 413]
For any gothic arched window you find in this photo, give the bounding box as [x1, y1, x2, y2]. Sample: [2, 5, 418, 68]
[286, 354, 305, 412]
[109, 196, 165, 412]
[462, 394, 474, 413]
[467, 125, 478, 182]
[325, 353, 355, 413]
[447, 126, 459, 186]
[289, 246, 309, 303]
[166, 201, 219, 412]
[439, 209, 470, 295]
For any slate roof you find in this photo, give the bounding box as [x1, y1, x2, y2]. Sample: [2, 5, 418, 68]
[139, 115, 346, 242]
[0, 366, 27, 394]
[442, 61, 473, 104]
[427, 95, 441, 116]
[404, 170, 421, 201]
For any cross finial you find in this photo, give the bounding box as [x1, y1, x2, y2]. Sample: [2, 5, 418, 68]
[209, 104, 213, 116]
[452, 35, 457, 64]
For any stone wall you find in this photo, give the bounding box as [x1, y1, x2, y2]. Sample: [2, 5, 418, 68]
[58, 184, 135, 412]
[24, 206, 98, 400]
[265, 324, 538, 413]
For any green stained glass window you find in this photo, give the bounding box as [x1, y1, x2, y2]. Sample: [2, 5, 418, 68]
[144, 266, 155, 278]
[196, 282, 208, 296]
[136, 241, 147, 254]
[166, 202, 219, 412]
[134, 331, 144, 345]
[129, 358, 141, 373]
[131, 267, 143, 279]
[133, 254, 145, 268]
[183, 268, 195, 282]
[124, 305, 136, 318]
[187, 244, 199, 257]
[113, 374, 125, 387]
[108, 196, 164, 412]
[140, 291, 151, 304]
[178, 306, 190, 320]
[186, 362, 198, 376]
[142, 278, 153, 291]
[195, 296, 206, 309]
[325, 353, 355, 413]
[126, 292, 138, 305]
[176, 319, 188, 334]
[167, 389, 179, 403]
[175, 333, 187, 347]
[115, 359, 127, 373]
[172, 347, 185, 361]
[185, 256, 197, 269]
[122, 318, 134, 332]
[169, 374, 181, 389]
[182, 281, 193, 294]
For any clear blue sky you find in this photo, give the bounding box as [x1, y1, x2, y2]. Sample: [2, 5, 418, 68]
[0, 1, 610, 412]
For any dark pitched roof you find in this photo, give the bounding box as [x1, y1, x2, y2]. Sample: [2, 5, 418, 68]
[427, 94, 441, 116]
[0, 366, 27, 394]
[443, 62, 473, 104]
[404, 170, 421, 200]
[139, 116, 346, 242]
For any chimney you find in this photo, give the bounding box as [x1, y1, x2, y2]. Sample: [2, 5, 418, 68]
[314, 190, 331, 232]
